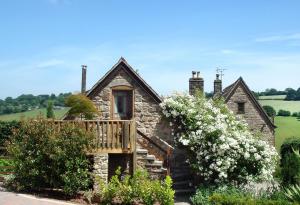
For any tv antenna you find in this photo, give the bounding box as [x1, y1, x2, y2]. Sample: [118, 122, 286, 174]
[216, 68, 226, 81]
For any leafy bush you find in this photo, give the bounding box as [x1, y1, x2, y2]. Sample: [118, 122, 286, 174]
[284, 184, 300, 203]
[191, 185, 290, 205]
[160, 93, 277, 185]
[0, 121, 20, 148]
[7, 119, 93, 195]
[291, 112, 300, 118]
[65, 94, 100, 120]
[280, 137, 300, 185]
[263, 105, 277, 117]
[191, 185, 247, 205]
[95, 168, 175, 205]
[278, 110, 291, 117]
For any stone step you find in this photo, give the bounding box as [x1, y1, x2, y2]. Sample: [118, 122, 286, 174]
[149, 168, 168, 173]
[145, 155, 156, 161]
[172, 173, 193, 181]
[173, 180, 194, 189]
[136, 149, 148, 154]
[145, 161, 163, 167]
[175, 188, 195, 195]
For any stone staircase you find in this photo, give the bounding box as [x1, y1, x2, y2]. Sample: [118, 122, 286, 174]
[136, 148, 167, 179]
[171, 149, 196, 195]
[171, 164, 195, 195]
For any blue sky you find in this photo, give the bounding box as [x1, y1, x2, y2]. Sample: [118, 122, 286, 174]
[1, 0, 300, 99]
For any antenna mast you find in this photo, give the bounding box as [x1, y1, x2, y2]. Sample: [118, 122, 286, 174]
[216, 68, 226, 81]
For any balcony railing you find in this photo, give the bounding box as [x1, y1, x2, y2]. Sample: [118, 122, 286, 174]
[54, 120, 136, 154]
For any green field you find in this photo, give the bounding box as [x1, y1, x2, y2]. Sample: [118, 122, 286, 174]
[275, 116, 300, 150]
[0, 108, 69, 121]
[259, 100, 300, 113]
[259, 95, 286, 100]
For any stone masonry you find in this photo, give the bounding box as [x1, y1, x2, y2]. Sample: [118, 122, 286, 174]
[226, 85, 275, 145]
[93, 153, 108, 189]
[91, 67, 172, 145]
[88, 62, 172, 181]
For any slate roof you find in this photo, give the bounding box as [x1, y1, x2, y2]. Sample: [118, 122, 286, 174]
[87, 57, 162, 103]
[222, 77, 276, 129]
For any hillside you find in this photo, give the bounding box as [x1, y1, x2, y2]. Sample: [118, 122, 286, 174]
[259, 99, 300, 113]
[0, 108, 69, 121]
[259, 97, 300, 150]
[274, 116, 300, 150]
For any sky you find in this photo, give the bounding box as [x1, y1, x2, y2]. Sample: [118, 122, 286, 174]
[1, 0, 300, 99]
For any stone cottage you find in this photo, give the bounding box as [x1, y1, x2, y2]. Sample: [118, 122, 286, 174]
[189, 72, 276, 145]
[65, 57, 276, 193]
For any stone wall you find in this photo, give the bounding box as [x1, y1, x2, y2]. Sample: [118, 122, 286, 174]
[226, 85, 275, 145]
[93, 153, 108, 189]
[91, 66, 172, 145]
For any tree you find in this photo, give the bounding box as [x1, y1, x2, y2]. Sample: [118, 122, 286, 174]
[46, 101, 55, 119]
[65, 94, 100, 120]
[263, 105, 276, 117]
[278, 109, 291, 117]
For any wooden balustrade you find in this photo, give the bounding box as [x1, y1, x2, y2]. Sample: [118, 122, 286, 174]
[54, 120, 136, 154]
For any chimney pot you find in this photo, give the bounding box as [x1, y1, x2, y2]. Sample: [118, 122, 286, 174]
[81, 65, 87, 94]
[189, 71, 204, 96]
[192, 71, 196, 78]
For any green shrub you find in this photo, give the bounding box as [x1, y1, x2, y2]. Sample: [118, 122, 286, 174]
[7, 119, 93, 196]
[292, 112, 300, 117]
[209, 193, 294, 205]
[0, 121, 20, 148]
[284, 184, 300, 203]
[263, 105, 277, 117]
[95, 168, 175, 205]
[278, 110, 291, 117]
[190, 185, 248, 205]
[280, 137, 300, 185]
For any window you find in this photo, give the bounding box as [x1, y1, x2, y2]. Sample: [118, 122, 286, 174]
[237, 102, 245, 114]
[112, 90, 132, 119]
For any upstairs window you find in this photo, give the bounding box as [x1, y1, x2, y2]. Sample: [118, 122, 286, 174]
[237, 102, 245, 114]
[112, 90, 133, 120]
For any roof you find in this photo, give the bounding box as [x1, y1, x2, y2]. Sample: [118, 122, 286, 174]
[87, 57, 162, 103]
[222, 77, 276, 129]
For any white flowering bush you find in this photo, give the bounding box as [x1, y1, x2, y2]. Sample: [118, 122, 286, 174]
[160, 92, 278, 185]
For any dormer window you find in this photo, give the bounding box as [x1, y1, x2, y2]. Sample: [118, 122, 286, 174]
[237, 102, 245, 114]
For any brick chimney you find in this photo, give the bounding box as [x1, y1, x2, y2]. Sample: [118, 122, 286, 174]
[81, 65, 87, 94]
[189, 71, 204, 96]
[214, 74, 222, 97]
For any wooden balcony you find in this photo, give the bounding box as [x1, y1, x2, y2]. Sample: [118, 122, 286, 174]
[54, 120, 136, 154]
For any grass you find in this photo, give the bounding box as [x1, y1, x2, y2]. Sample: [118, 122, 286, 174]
[275, 116, 300, 151]
[259, 95, 286, 100]
[259, 99, 300, 113]
[0, 108, 69, 121]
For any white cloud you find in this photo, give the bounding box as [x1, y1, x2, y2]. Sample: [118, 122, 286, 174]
[255, 33, 300, 42]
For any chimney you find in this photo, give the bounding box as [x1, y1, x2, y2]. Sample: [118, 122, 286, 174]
[189, 71, 204, 96]
[214, 74, 222, 97]
[81, 65, 87, 94]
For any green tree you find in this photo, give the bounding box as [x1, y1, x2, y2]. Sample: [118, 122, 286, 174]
[46, 101, 55, 119]
[263, 105, 276, 117]
[278, 109, 291, 117]
[65, 94, 99, 120]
